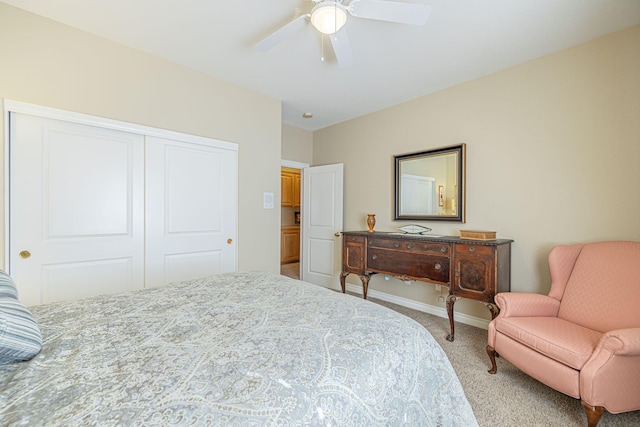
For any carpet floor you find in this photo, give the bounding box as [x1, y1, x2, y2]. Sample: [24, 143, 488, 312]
[366, 295, 640, 427]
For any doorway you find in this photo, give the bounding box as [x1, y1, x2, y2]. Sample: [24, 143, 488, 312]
[280, 160, 307, 280]
[279, 160, 344, 287]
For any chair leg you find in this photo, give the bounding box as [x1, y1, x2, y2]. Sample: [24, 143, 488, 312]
[581, 401, 605, 427]
[486, 345, 498, 374]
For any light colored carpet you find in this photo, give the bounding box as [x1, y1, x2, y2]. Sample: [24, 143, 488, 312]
[364, 295, 640, 427]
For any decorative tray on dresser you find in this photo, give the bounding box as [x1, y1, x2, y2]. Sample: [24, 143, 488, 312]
[340, 231, 513, 341]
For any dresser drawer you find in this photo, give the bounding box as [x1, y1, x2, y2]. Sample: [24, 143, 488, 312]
[368, 247, 450, 284]
[455, 243, 493, 256]
[346, 235, 366, 244]
[368, 238, 403, 250]
[405, 241, 450, 255]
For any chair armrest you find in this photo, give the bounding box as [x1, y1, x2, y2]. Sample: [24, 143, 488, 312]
[580, 328, 640, 411]
[494, 292, 561, 318]
[594, 328, 640, 357]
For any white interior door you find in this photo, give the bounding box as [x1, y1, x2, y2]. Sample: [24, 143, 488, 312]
[144, 136, 237, 287]
[9, 112, 145, 306]
[301, 163, 343, 288]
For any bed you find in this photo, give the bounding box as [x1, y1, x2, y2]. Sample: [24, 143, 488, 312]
[0, 271, 477, 426]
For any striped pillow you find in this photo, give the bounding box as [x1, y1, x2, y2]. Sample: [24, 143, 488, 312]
[0, 273, 19, 299]
[0, 270, 42, 364]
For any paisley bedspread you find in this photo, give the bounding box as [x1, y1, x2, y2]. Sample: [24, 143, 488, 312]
[0, 272, 477, 426]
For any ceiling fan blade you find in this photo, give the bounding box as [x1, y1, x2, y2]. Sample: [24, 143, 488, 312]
[349, 0, 431, 25]
[329, 28, 354, 68]
[255, 14, 310, 52]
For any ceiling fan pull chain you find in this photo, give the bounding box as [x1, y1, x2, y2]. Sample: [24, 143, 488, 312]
[321, 35, 325, 62]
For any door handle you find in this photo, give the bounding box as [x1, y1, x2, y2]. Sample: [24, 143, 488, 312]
[335, 232, 341, 237]
[19, 250, 31, 259]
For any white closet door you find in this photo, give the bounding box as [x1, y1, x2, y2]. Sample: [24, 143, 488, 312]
[9, 113, 145, 306]
[144, 136, 237, 287]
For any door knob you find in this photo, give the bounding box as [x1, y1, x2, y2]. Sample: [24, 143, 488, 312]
[335, 232, 341, 237]
[227, 239, 233, 244]
[19, 250, 31, 259]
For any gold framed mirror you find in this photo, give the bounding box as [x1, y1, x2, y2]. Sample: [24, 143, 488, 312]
[394, 143, 466, 222]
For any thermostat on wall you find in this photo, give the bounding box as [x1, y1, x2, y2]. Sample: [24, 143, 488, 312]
[263, 192, 274, 209]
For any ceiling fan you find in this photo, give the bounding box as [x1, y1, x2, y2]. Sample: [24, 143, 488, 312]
[255, 0, 431, 67]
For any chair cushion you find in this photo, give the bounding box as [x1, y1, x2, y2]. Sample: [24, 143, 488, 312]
[494, 316, 602, 370]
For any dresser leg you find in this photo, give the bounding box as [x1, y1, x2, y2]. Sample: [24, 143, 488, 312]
[485, 302, 499, 320]
[359, 275, 370, 299]
[339, 272, 348, 293]
[446, 295, 460, 341]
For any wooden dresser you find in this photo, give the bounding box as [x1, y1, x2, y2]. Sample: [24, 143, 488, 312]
[340, 231, 513, 341]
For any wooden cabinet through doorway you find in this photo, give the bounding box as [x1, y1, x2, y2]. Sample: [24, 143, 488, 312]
[281, 226, 300, 263]
[281, 167, 301, 207]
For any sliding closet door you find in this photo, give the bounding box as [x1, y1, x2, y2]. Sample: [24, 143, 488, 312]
[144, 136, 237, 287]
[9, 113, 145, 306]
[8, 103, 238, 304]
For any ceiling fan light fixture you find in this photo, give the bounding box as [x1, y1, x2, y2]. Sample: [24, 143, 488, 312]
[311, 2, 348, 35]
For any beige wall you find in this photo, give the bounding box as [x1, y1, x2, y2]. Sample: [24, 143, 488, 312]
[282, 124, 313, 165]
[0, 3, 282, 273]
[280, 125, 311, 228]
[314, 25, 640, 320]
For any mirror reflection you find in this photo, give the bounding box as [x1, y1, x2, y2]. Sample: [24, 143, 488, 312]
[394, 144, 465, 222]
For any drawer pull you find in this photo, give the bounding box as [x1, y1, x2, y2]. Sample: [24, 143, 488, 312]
[407, 244, 413, 249]
[372, 255, 377, 260]
[351, 237, 357, 241]
[394, 243, 400, 248]
[440, 247, 447, 253]
[435, 263, 442, 270]
[469, 247, 476, 253]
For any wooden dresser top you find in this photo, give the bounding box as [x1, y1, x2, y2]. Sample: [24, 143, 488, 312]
[342, 230, 513, 246]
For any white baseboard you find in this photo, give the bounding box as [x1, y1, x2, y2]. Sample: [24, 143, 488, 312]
[335, 283, 490, 330]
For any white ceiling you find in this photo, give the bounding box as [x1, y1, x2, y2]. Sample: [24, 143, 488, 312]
[3, 0, 639, 131]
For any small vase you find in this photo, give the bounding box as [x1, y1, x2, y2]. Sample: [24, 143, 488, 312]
[366, 214, 376, 233]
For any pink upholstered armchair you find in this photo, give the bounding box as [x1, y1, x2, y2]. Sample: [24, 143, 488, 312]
[486, 241, 640, 427]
